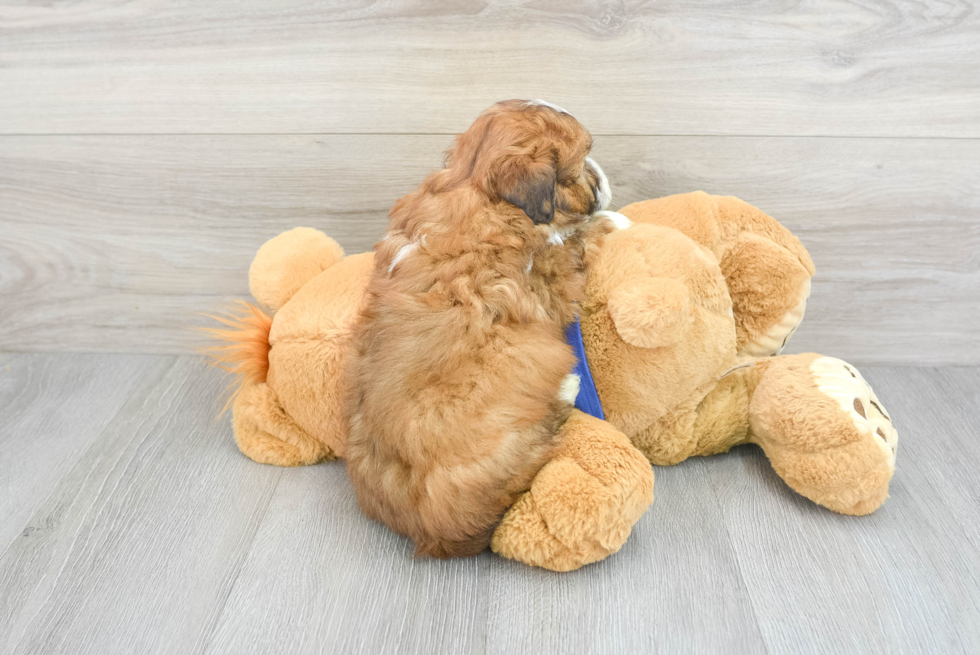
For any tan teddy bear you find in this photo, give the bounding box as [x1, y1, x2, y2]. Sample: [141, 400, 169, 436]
[208, 192, 898, 572]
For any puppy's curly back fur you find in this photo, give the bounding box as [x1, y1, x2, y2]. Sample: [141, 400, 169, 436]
[346, 100, 612, 557]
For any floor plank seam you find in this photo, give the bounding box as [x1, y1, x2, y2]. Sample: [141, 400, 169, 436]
[198, 467, 285, 655]
[1, 358, 978, 651]
[8, 358, 179, 651]
[705, 465, 773, 655]
[0, 356, 177, 565]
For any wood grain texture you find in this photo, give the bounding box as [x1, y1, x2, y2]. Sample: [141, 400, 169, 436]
[0, 353, 169, 552]
[0, 357, 282, 655]
[481, 459, 766, 655]
[708, 366, 980, 655]
[1, 0, 978, 136]
[2, 0, 976, 649]
[2, 356, 978, 654]
[595, 136, 980, 366]
[2, 134, 977, 363]
[206, 455, 766, 655]
[865, 367, 980, 567]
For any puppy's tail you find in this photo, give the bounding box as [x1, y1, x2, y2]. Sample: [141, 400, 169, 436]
[200, 301, 273, 415]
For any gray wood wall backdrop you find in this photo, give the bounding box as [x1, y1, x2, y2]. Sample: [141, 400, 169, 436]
[1, 0, 978, 364]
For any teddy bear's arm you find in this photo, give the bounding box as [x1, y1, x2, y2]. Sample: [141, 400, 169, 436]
[232, 382, 335, 466]
[617, 194, 815, 357]
[720, 232, 812, 356]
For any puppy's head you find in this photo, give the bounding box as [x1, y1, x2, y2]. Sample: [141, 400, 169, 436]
[445, 99, 611, 228]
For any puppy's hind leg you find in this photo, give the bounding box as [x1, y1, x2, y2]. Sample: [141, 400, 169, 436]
[414, 420, 562, 559]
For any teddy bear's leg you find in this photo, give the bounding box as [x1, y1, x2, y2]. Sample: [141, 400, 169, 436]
[232, 382, 336, 467]
[629, 371, 757, 465]
[491, 410, 654, 571]
[748, 353, 898, 515]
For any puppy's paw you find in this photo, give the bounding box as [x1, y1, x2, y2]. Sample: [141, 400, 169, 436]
[559, 373, 581, 405]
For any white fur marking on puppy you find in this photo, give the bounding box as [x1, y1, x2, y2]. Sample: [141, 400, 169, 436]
[585, 157, 612, 211]
[525, 99, 570, 115]
[388, 241, 419, 274]
[526, 257, 534, 273]
[559, 374, 581, 404]
[594, 210, 633, 230]
[542, 224, 576, 243]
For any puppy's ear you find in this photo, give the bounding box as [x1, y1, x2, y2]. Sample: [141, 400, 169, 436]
[493, 155, 557, 225]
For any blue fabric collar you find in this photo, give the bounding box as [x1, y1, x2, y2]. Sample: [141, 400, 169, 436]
[564, 316, 605, 420]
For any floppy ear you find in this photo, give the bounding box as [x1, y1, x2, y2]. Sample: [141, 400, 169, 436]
[607, 278, 693, 348]
[493, 155, 557, 225]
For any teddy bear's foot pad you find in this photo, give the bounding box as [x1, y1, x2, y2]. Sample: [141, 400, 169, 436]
[750, 354, 899, 516]
[811, 356, 898, 466]
[491, 411, 653, 572]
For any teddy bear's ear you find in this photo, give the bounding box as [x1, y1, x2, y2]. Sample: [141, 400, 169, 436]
[607, 278, 693, 349]
[249, 228, 345, 311]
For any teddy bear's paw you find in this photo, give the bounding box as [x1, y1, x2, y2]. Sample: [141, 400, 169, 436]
[233, 383, 335, 466]
[810, 356, 898, 467]
[491, 461, 620, 572]
[722, 229, 813, 358]
[741, 278, 810, 357]
[491, 412, 654, 571]
[749, 354, 899, 515]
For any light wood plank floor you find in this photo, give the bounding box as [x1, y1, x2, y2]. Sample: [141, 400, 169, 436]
[1, 354, 977, 654]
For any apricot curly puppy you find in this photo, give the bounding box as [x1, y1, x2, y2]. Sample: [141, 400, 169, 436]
[347, 100, 616, 557]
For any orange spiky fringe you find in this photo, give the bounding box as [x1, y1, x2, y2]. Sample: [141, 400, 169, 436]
[198, 301, 273, 415]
